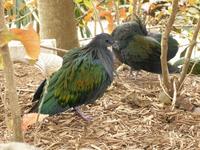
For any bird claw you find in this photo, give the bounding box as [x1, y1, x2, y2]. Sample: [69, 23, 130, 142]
[74, 107, 92, 122]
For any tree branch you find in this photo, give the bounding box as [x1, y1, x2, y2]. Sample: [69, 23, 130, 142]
[132, 0, 137, 16]
[40, 45, 68, 53]
[113, 0, 120, 25]
[90, 0, 104, 33]
[160, 0, 179, 90]
[178, 17, 200, 89]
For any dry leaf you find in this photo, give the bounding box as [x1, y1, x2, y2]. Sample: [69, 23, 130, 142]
[119, 8, 127, 19]
[187, 0, 198, 5]
[84, 9, 94, 23]
[22, 113, 48, 131]
[3, 0, 13, 10]
[10, 24, 40, 60]
[99, 11, 114, 33]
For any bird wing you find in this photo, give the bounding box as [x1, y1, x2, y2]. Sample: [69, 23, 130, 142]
[35, 50, 109, 114]
[125, 35, 161, 63]
[148, 33, 179, 60]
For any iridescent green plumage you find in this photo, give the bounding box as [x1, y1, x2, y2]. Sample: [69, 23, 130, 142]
[112, 19, 179, 74]
[29, 33, 114, 115]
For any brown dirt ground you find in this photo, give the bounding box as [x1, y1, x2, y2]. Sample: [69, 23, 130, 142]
[0, 63, 200, 150]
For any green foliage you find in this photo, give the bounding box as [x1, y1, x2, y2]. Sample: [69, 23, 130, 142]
[3, 0, 199, 39]
[4, 0, 36, 28]
[83, 0, 92, 8]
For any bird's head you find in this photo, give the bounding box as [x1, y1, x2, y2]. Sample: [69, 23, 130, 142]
[89, 33, 118, 50]
[111, 21, 146, 47]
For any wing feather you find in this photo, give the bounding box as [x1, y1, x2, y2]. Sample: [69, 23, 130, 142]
[125, 35, 161, 63]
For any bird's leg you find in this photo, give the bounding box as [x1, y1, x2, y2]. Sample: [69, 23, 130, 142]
[74, 107, 92, 122]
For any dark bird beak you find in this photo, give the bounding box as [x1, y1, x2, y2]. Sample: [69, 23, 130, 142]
[112, 41, 120, 50]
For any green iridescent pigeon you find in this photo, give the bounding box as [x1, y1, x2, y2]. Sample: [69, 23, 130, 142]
[112, 17, 179, 74]
[174, 57, 200, 75]
[29, 33, 115, 121]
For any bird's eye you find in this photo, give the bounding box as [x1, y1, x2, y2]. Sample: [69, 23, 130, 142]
[105, 39, 109, 43]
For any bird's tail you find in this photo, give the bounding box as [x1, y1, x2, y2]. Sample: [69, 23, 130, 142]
[29, 93, 71, 115]
[28, 79, 46, 113]
[33, 79, 46, 102]
[28, 101, 39, 113]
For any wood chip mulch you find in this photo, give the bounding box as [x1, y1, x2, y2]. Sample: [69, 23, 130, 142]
[0, 63, 200, 150]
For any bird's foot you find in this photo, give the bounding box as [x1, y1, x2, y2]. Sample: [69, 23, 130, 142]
[74, 107, 92, 122]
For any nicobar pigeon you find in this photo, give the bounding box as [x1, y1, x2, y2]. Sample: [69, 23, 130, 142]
[29, 33, 115, 121]
[111, 16, 179, 74]
[174, 57, 200, 75]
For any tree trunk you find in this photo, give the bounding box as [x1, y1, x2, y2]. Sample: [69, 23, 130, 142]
[0, 1, 23, 142]
[38, 0, 79, 56]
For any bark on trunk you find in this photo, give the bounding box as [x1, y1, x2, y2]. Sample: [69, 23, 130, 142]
[38, 0, 79, 56]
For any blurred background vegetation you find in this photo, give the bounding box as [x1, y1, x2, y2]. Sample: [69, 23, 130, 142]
[3, 0, 199, 37]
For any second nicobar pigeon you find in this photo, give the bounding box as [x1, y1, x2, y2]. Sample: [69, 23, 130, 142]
[111, 17, 179, 74]
[29, 33, 115, 121]
[174, 57, 200, 75]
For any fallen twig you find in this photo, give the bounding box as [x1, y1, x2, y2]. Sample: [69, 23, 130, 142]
[171, 78, 177, 111]
[17, 88, 35, 92]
